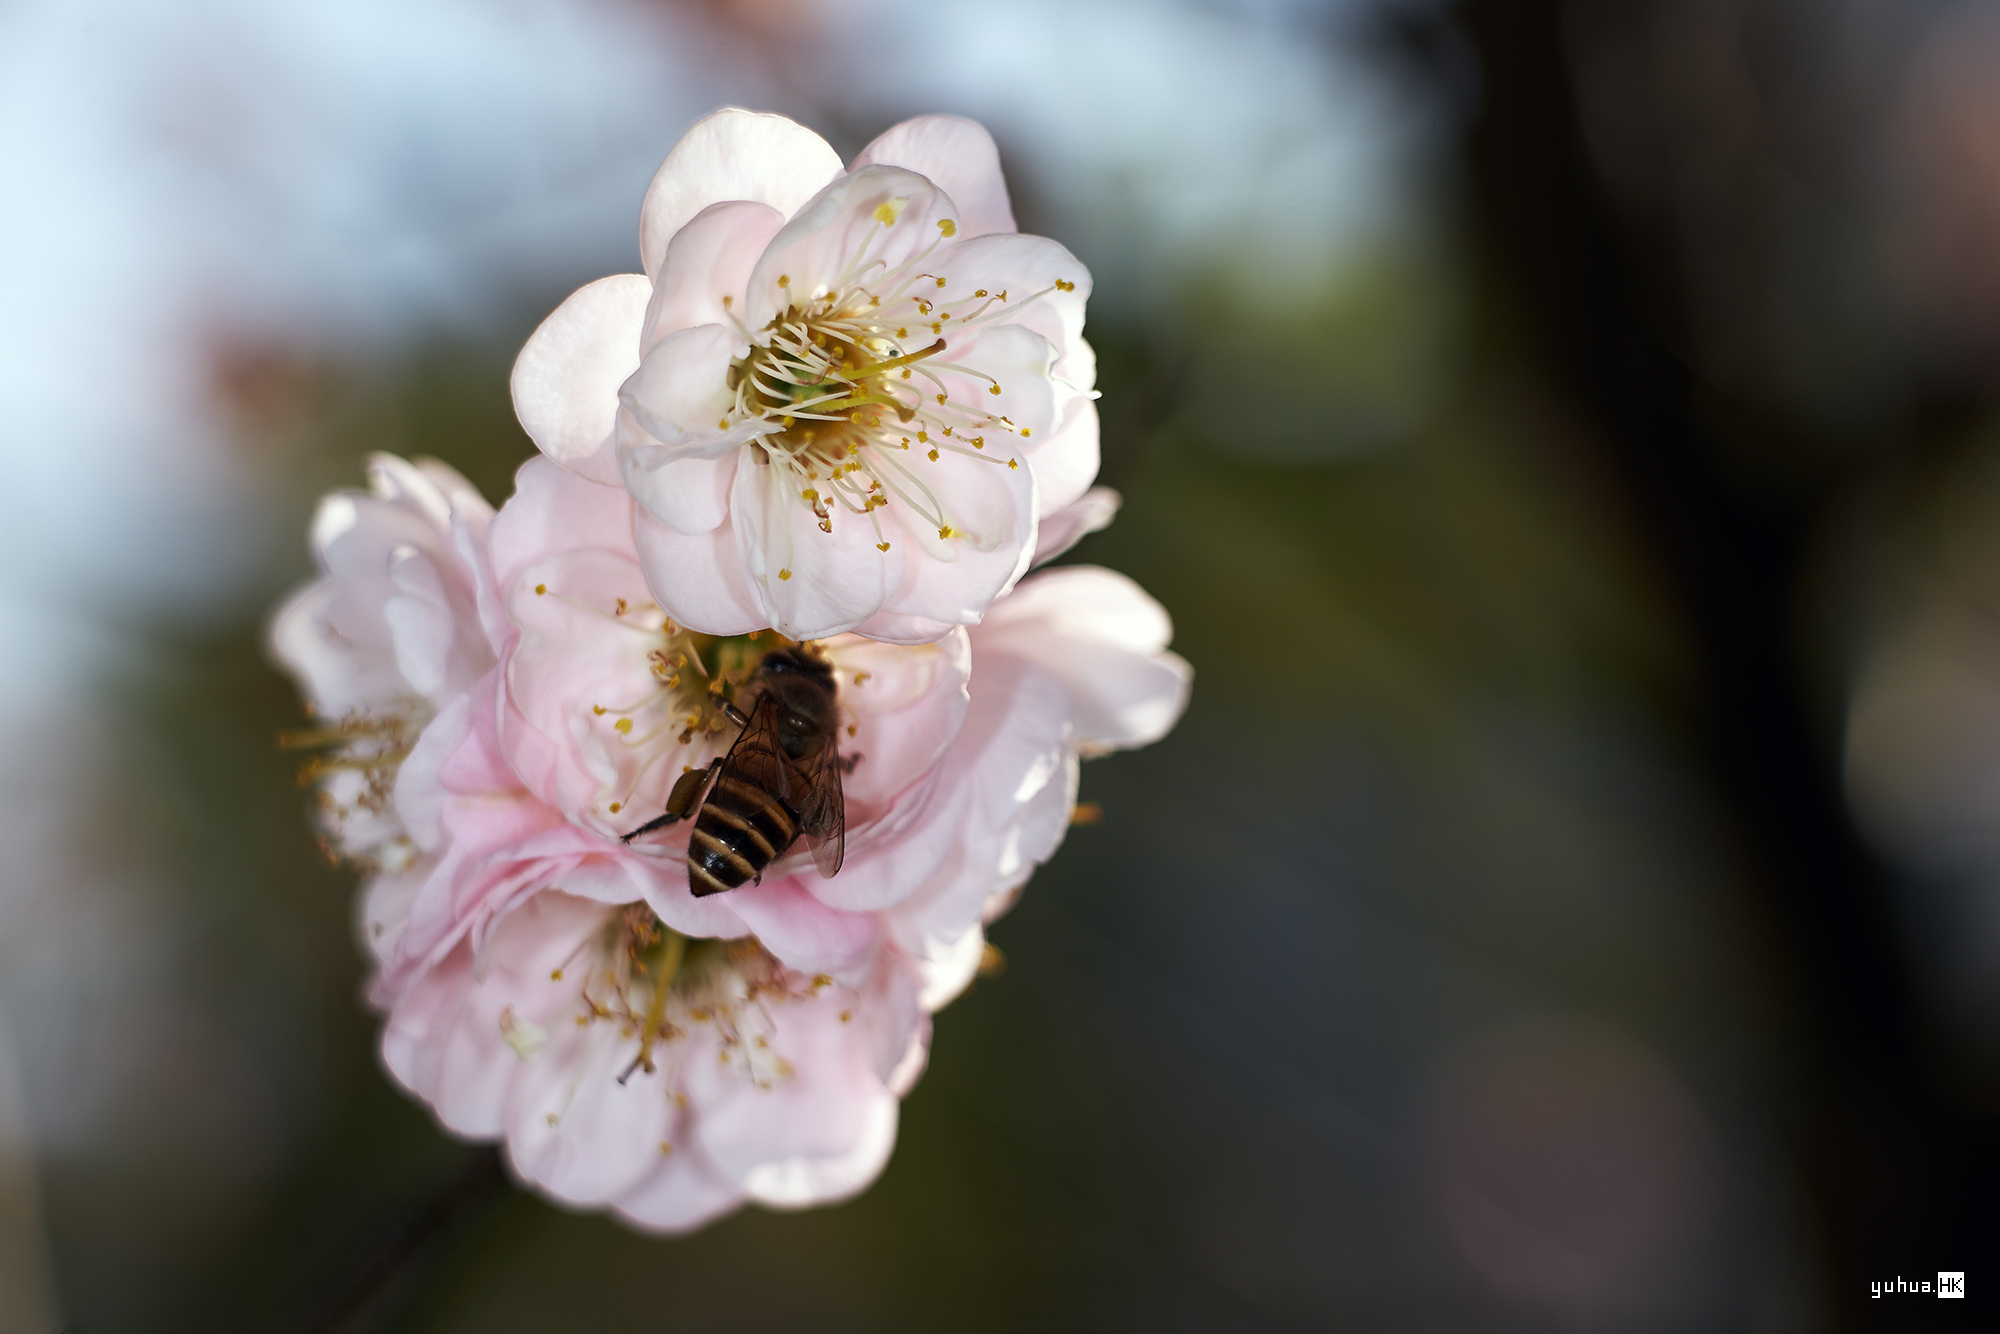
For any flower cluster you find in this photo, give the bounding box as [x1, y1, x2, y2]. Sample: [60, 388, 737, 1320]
[272, 112, 1189, 1232]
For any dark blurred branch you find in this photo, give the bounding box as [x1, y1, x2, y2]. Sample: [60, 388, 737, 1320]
[302, 1146, 507, 1334]
[1458, 0, 1996, 1324]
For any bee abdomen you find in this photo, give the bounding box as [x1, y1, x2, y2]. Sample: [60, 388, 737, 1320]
[686, 777, 799, 897]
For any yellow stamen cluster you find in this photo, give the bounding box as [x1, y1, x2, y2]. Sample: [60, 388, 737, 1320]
[712, 207, 1072, 556]
[560, 906, 812, 1090]
[281, 707, 424, 872]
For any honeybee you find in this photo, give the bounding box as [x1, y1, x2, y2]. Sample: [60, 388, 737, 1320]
[622, 646, 850, 895]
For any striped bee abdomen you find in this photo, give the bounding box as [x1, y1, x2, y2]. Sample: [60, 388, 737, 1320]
[686, 775, 800, 897]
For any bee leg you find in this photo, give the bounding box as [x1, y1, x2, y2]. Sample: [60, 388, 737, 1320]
[719, 699, 750, 728]
[620, 759, 721, 843]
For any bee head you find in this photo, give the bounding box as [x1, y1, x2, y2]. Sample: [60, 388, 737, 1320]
[758, 645, 835, 683]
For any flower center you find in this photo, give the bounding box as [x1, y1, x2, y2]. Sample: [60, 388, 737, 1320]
[718, 213, 1072, 555]
[539, 584, 799, 815]
[549, 905, 833, 1091]
[281, 705, 426, 870]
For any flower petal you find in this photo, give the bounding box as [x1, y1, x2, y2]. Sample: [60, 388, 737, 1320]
[643, 199, 786, 351]
[733, 455, 905, 640]
[511, 275, 651, 486]
[616, 323, 745, 470]
[873, 442, 1036, 630]
[726, 878, 879, 978]
[851, 115, 1017, 239]
[624, 445, 739, 537]
[1032, 485, 1120, 567]
[743, 166, 958, 331]
[639, 109, 842, 280]
[505, 1020, 675, 1205]
[1023, 395, 1100, 519]
[610, 1136, 746, 1235]
[632, 507, 766, 636]
[978, 566, 1194, 749]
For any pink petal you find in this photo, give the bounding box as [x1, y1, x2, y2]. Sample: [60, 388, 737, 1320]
[632, 507, 766, 636]
[489, 457, 636, 598]
[743, 166, 959, 331]
[610, 1136, 747, 1234]
[1032, 486, 1121, 566]
[851, 115, 1017, 239]
[732, 453, 905, 639]
[510, 274, 651, 486]
[638, 109, 842, 280]
[643, 199, 785, 351]
[726, 877, 880, 977]
[1023, 397, 1102, 520]
[615, 323, 743, 466]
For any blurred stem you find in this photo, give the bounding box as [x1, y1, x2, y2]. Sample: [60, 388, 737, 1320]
[303, 1146, 508, 1333]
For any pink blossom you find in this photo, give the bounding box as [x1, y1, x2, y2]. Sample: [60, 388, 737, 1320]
[271, 449, 1190, 1231]
[268, 454, 498, 868]
[382, 887, 926, 1231]
[511, 109, 1099, 644]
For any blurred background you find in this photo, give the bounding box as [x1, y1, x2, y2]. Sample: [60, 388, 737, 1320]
[2, 0, 1998, 1328]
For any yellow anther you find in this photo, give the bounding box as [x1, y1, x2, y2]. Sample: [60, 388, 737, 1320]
[928, 448, 939, 461]
[550, 968, 564, 980]
[778, 568, 792, 581]
[1055, 278, 1075, 291]
[592, 705, 606, 715]
[615, 718, 633, 734]
[1020, 428, 1032, 438]
[659, 1141, 675, 1155]
[916, 430, 928, 442]
[897, 326, 908, 337]
[717, 418, 729, 430]
[777, 274, 790, 288]
[609, 802, 623, 814]
[839, 1010, 852, 1022]
[802, 488, 819, 502]
[935, 277, 946, 288]
[872, 197, 908, 226]
[975, 289, 989, 298]
[1007, 458, 1018, 469]
[935, 392, 947, 404]
[535, 583, 547, 595]
[722, 294, 733, 308]
[972, 438, 984, 449]
[989, 384, 1002, 395]
[877, 541, 891, 552]
[938, 219, 957, 237]
[939, 525, 956, 539]
[931, 322, 942, 334]
[901, 368, 911, 378]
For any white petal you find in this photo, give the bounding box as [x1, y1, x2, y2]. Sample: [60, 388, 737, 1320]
[512, 274, 652, 486]
[1024, 396, 1100, 518]
[733, 457, 904, 639]
[978, 566, 1193, 750]
[632, 507, 767, 636]
[851, 115, 1017, 238]
[744, 166, 958, 330]
[1032, 486, 1121, 567]
[623, 447, 738, 537]
[643, 199, 785, 351]
[639, 109, 842, 279]
[616, 323, 743, 465]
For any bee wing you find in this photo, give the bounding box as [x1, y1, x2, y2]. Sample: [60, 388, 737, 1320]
[717, 694, 792, 805]
[797, 744, 846, 878]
